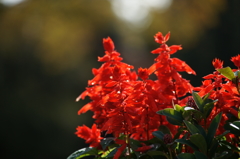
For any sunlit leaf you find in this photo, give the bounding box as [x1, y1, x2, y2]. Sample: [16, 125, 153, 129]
[67, 147, 98, 159]
[217, 67, 235, 81]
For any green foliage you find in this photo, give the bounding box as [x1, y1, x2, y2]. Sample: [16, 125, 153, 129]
[67, 147, 99, 159]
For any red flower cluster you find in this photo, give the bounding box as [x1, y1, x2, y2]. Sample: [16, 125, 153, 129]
[75, 32, 196, 149]
[195, 56, 240, 138]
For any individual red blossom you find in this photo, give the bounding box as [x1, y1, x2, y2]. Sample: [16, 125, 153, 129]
[231, 54, 240, 68]
[138, 67, 149, 80]
[154, 32, 170, 44]
[103, 37, 115, 53]
[75, 124, 102, 148]
[212, 58, 223, 69]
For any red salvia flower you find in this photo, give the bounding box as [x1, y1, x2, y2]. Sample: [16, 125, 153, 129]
[193, 57, 240, 141]
[75, 124, 102, 148]
[212, 58, 223, 69]
[75, 32, 196, 158]
[138, 67, 149, 80]
[103, 37, 115, 53]
[154, 32, 170, 44]
[231, 54, 240, 68]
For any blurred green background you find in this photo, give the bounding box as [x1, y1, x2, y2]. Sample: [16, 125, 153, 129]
[1, 0, 240, 158]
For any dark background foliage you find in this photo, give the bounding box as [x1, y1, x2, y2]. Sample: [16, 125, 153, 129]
[0, 0, 239, 158]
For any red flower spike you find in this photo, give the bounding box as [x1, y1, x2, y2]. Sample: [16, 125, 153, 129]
[103, 37, 115, 53]
[75, 32, 196, 151]
[212, 58, 223, 69]
[231, 54, 240, 68]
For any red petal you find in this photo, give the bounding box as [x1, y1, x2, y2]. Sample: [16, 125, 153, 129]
[169, 45, 182, 54]
[98, 55, 110, 62]
[154, 32, 164, 44]
[113, 144, 127, 159]
[105, 81, 118, 87]
[171, 58, 196, 75]
[78, 103, 93, 115]
[148, 63, 157, 75]
[164, 32, 170, 42]
[203, 74, 215, 79]
[151, 48, 164, 54]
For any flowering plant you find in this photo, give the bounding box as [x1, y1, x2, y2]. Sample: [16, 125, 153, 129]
[68, 32, 240, 159]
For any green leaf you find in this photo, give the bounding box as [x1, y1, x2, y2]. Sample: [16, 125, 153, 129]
[202, 93, 210, 104]
[177, 153, 196, 159]
[203, 101, 215, 119]
[192, 92, 203, 112]
[166, 116, 183, 125]
[190, 134, 207, 154]
[224, 121, 240, 136]
[213, 151, 230, 159]
[238, 107, 240, 119]
[207, 112, 222, 146]
[208, 139, 218, 159]
[129, 138, 142, 152]
[67, 147, 98, 159]
[159, 125, 172, 135]
[219, 140, 240, 152]
[217, 67, 235, 81]
[100, 137, 114, 150]
[152, 131, 164, 140]
[195, 124, 207, 139]
[183, 120, 200, 135]
[194, 151, 208, 159]
[174, 104, 184, 113]
[215, 131, 230, 139]
[182, 109, 203, 123]
[147, 151, 168, 158]
[175, 139, 198, 151]
[105, 147, 118, 158]
[157, 108, 183, 122]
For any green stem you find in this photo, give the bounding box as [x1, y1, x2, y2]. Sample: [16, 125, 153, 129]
[168, 147, 173, 159]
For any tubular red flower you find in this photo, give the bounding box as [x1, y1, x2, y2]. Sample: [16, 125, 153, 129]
[231, 54, 240, 68]
[103, 37, 115, 53]
[212, 58, 223, 69]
